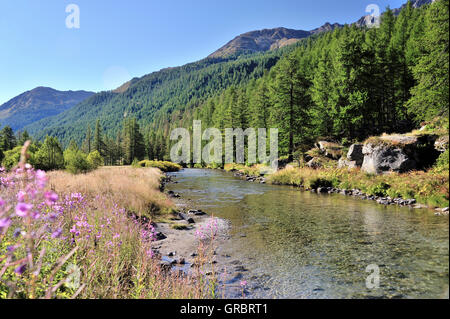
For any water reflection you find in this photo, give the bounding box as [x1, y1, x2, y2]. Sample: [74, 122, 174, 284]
[167, 169, 449, 299]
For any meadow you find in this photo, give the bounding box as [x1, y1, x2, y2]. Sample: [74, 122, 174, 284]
[0, 155, 216, 298]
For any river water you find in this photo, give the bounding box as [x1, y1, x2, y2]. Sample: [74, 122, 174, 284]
[166, 168, 449, 299]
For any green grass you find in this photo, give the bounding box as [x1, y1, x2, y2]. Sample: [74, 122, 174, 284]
[135, 160, 182, 172]
[268, 166, 449, 208]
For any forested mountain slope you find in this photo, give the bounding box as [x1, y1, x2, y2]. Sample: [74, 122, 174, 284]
[0, 87, 93, 131]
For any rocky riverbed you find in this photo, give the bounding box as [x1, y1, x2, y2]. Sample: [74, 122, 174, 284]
[232, 171, 449, 215]
[152, 174, 255, 298]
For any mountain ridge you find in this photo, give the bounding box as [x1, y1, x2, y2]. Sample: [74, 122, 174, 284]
[0, 87, 94, 131]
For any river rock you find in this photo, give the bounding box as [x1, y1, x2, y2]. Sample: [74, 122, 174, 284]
[361, 134, 440, 174]
[435, 135, 449, 152]
[362, 142, 416, 174]
[347, 144, 364, 164]
[338, 157, 358, 169]
[316, 141, 344, 160]
[155, 232, 167, 241]
[306, 158, 322, 169]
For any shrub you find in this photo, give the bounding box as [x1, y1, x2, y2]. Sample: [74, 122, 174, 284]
[64, 148, 91, 174]
[34, 136, 64, 171]
[86, 151, 104, 169]
[434, 149, 449, 173]
[131, 158, 140, 168]
[137, 160, 182, 172]
[2, 144, 38, 170]
[367, 182, 391, 197]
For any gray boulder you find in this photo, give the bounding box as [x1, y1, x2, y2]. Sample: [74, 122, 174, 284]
[306, 158, 322, 169]
[361, 143, 416, 174]
[338, 143, 364, 169]
[361, 133, 441, 174]
[316, 141, 344, 160]
[435, 135, 449, 152]
[338, 157, 358, 169]
[347, 144, 364, 165]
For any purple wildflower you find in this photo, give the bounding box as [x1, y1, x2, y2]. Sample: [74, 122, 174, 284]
[51, 228, 63, 238]
[0, 217, 11, 232]
[15, 203, 33, 217]
[17, 190, 26, 202]
[44, 191, 58, 205]
[14, 264, 26, 275]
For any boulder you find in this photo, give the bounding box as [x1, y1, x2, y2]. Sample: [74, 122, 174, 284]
[361, 134, 440, 174]
[338, 143, 364, 169]
[347, 144, 364, 165]
[338, 157, 358, 169]
[435, 135, 449, 152]
[316, 141, 344, 160]
[306, 158, 322, 169]
[361, 143, 416, 174]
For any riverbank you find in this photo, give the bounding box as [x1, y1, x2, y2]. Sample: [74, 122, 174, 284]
[160, 174, 255, 298]
[224, 163, 449, 212]
[1, 164, 220, 298]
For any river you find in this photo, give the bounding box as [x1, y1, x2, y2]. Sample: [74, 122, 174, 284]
[166, 168, 449, 299]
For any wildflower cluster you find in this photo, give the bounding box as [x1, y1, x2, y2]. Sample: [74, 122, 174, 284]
[0, 164, 67, 298]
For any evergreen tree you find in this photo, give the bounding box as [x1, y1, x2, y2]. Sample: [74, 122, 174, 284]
[408, 0, 449, 121]
[93, 119, 104, 155]
[0, 126, 17, 151]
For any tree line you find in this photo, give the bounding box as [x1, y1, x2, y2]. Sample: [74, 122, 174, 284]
[1, 115, 170, 172]
[162, 0, 449, 161]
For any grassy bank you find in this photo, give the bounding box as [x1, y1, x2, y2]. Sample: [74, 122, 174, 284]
[1, 162, 215, 298]
[267, 166, 449, 208]
[222, 159, 449, 208]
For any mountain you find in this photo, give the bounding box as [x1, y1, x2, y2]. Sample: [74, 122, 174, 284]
[0, 87, 94, 131]
[208, 24, 342, 58]
[24, 0, 434, 145]
[209, 0, 434, 59]
[24, 51, 290, 145]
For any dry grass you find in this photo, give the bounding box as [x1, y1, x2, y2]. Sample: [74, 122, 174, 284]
[47, 166, 174, 218]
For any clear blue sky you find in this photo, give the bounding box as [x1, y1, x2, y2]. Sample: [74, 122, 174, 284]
[0, 0, 405, 104]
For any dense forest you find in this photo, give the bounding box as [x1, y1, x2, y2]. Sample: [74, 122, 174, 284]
[4, 0, 449, 167]
[163, 1, 449, 162]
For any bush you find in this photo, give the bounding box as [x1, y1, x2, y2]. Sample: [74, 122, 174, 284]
[64, 148, 91, 174]
[34, 136, 64, 171]
[367, 182, 391, 197]
[2, 144, 38, 169]
[434, 149, 449, 173]
[87, 151, 104, 169]
[136, 160, 182, 172]
[309, 177, 333, 189]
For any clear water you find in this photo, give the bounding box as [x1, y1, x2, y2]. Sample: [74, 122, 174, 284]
[167, 169, 449, 299]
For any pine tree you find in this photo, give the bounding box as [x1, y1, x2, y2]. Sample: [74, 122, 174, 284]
[408, 0, 449, 121]
[0, 126, 17, 151]
[270, 51, 312, 160]
[93, 120, 104, 155]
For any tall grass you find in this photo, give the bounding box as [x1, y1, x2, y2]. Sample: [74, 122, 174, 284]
[48, 167, 173, 219]
[1, 148, 216, 299]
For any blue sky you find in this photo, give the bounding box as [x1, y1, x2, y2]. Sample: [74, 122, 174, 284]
[0, 0, 405, 104]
